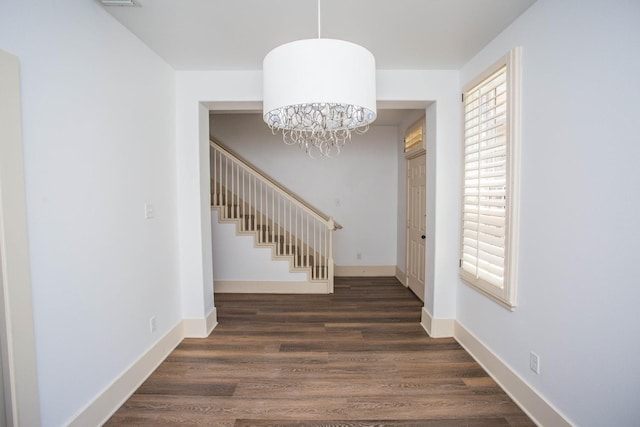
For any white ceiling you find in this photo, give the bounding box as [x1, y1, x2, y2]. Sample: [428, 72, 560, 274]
[102, 0, 536, 71]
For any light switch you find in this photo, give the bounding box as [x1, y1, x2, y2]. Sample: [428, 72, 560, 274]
[144, 203, 155, 219]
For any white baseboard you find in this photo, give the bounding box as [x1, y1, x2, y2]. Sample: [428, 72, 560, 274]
[334, 265, 395, 277]
[206, 307, 218, 334]
[420, 307, 454, 338]
[67, 321, 184, 426]
[183, 307, 218, 338]
[395, 266, 407, 286]
[214, 280, 329, 294]
[454, 322, 573, 427]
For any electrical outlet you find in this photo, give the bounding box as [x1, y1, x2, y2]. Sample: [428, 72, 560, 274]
[149, 316, 157, 333]
[335, 198, 341, 207]
[356, 252, 362, 260]
[530, 351, 540, 374]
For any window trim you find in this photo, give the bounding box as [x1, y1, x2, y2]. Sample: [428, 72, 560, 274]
[459, 47, 522, 310]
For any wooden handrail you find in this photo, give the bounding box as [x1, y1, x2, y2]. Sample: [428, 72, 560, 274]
[210, 138, 343, 230]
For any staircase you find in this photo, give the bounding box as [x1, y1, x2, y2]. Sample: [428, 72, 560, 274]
[210, 139, 341, 293]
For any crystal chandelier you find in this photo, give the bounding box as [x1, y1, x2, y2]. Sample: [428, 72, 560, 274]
[262, 0, 377, 158]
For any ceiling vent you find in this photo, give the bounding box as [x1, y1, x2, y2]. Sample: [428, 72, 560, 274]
[99, 0, 137, 6]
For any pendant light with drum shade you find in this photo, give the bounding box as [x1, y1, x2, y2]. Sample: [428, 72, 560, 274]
[262, 0, 377, 158]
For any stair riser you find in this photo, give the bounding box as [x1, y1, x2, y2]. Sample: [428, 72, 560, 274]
[211, 199, 329, 280]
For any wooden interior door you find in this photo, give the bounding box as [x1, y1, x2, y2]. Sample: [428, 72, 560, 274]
[406, 153, 426, 301]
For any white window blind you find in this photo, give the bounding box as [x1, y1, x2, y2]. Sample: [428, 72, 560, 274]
[460, 48, 521, 309]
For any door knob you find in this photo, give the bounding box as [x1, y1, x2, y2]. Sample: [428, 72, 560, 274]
[421, 235, 426, 239]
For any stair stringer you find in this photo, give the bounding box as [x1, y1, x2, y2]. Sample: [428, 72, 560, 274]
[210, 139, 336, 294]
[211, 205, 331, 293]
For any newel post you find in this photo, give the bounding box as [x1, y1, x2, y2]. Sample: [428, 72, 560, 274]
[327, 217, 335, 293]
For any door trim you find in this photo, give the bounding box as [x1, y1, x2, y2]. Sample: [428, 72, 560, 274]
[0, 49, 41, 426]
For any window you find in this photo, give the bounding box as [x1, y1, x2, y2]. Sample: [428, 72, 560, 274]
[404, 116, 425, 154]
[460, 47, 521, 309]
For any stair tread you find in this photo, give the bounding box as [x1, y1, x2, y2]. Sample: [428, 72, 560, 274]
[211, 192, 332, 282]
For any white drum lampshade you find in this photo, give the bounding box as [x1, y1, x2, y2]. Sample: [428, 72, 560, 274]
[262, 38, 377, 157]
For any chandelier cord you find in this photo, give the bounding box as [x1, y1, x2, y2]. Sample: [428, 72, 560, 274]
[317, 0, 321, 39]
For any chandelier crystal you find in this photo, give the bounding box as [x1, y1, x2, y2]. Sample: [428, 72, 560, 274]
[264, 102, 373, 157]
[262, 2, 377, 158]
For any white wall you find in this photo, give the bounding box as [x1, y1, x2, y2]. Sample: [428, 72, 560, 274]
[0, 1, 180, 425]
[177, 69, 460, 332]
[176, 71, 264, 323]
[457, 1, 640, 425]
[210, 113, 399, 267]
[211, 210, 307, 281]
[378, 71, 461, 319]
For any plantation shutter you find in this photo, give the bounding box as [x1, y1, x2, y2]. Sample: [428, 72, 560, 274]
[404, 117, 424, 153]
[461, 65, 508, 290]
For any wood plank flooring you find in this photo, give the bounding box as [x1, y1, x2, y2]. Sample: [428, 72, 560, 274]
[106, 277, 535, 426]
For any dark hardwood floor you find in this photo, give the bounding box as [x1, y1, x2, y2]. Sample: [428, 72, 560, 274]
[106, 277, 535, 426]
